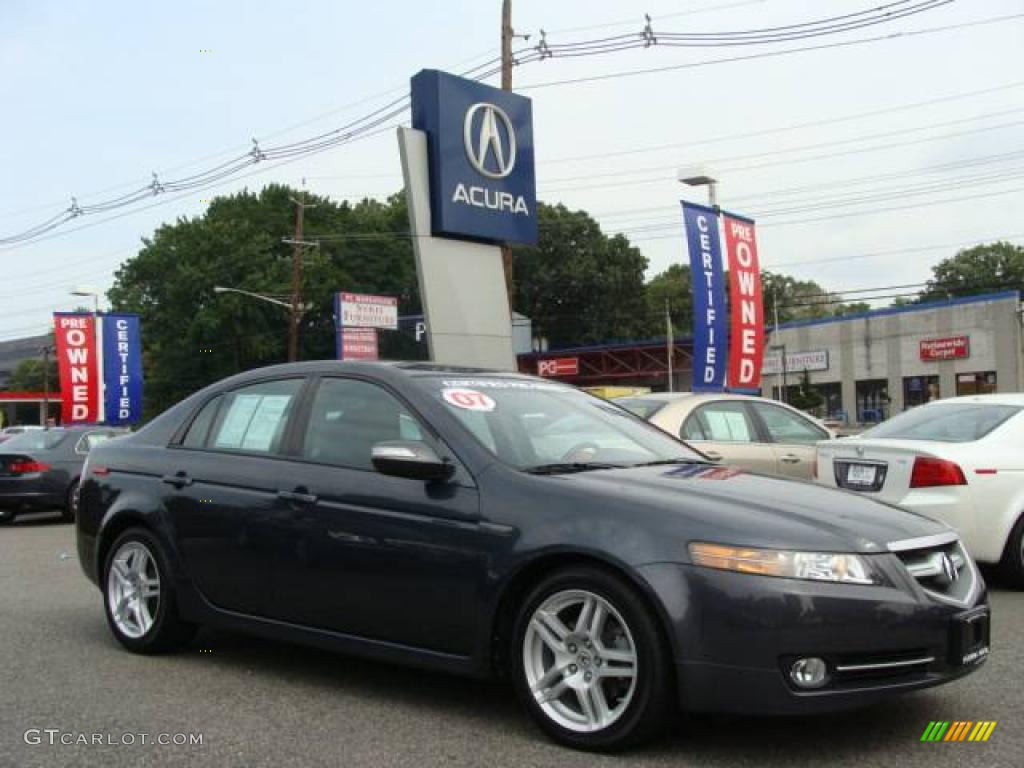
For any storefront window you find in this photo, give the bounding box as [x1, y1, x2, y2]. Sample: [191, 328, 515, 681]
[903, 375, 940, 408]
[856, 379, 889, 424]
[956, 371, 997, 396]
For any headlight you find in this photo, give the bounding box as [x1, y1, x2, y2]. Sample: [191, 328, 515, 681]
[688, 542, 877, 585]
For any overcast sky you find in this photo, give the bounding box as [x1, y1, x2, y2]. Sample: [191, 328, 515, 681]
[1, 0, 1022, 341]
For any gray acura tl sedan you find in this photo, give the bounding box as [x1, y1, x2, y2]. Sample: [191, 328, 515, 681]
[76, 363, 988, 751]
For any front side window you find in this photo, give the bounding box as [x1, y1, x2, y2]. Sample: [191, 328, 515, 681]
[684, 402, 757, 443]
[302, 378, 429, 470]
[208, 379, 302, 454]
[417, 376, 701, 470]
[750, 403, 827, 445]
[77, 432, 114, 454]
[863, 403, 1020, 443]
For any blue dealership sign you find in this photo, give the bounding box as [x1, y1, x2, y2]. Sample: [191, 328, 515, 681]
[101, 313, 144, 425]
[682, 201, 728, 391]
[411, 69, 537, 244]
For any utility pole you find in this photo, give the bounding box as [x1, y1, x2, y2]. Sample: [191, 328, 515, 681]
[499, 0, 516, 312]
[285, 194, 317, 362]
[665, 299, 674, 392]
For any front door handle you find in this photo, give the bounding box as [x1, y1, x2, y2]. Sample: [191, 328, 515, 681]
[278, 488, 318, 505]
[161, 471, 193, 489]
[780, 454, 802, 464]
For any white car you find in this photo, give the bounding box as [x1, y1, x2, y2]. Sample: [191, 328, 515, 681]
[815, 394, 1024, 586]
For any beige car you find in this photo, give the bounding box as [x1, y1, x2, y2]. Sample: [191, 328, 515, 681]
[618, 393, 834, 480]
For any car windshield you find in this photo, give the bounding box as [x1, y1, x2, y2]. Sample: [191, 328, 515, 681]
[862, 403, 1021, 443]
[0, 429, 69, 452]
[418, 377, 704, 471]
[616, 398, 670, 420]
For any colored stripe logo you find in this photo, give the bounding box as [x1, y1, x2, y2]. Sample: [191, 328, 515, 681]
[921, 721, 996, 742]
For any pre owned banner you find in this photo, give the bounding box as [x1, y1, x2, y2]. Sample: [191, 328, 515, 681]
[102, 314, 144, 425]
[722, 213, 765, 390]
[682, 201, 727, 391]
[54, 313, 101, 424]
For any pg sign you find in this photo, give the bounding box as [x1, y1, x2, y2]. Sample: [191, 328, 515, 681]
[411, 69, 537, 244]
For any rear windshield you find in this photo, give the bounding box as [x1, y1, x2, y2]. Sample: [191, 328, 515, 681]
[0, 430, 69, 452]
[863, 403, 1021, 443]
[616, 398, 669, 420]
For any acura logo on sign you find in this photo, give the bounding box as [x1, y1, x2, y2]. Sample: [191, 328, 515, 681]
[464, 103, 516, 179]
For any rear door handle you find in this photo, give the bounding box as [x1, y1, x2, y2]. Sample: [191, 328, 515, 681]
[780, 454, 801, 464]
[278, 489, 318, 505]
[161, 472, 193, 488]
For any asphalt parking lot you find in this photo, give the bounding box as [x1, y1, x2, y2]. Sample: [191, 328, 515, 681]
[1, 512, 1022, 768]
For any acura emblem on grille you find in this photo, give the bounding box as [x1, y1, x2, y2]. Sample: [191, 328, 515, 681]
[940, 553, 959, 584]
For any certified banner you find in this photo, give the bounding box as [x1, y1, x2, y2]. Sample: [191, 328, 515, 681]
[682, 201, 727, 391]
[102, 313, 144, 425]
[722, 212, 765, 391]
[53, 313, 101, 424]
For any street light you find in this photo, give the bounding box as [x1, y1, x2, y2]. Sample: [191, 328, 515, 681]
[677, 166, 719, 208]
[212, 286, 314, 362]
[70, 286, 100, 314]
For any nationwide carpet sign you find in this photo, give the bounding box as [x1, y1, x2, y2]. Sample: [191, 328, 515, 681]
[681, 203, 766, 393]
[410, 69, 537, 244]
[682, 202, 728, 391]
[53, 312, 144, 425]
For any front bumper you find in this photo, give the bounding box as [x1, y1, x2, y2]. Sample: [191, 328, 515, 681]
[637, 559, 989, 716]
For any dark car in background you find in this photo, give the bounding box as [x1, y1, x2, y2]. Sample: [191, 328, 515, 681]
[0, 426, 124, 523]
[77, 362, 989, 750]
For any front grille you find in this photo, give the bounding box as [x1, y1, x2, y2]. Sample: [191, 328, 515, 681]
[890, 533, 979, 607]
[832, 649, 934, 686]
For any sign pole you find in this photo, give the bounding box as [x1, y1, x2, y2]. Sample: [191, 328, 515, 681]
[665, 299, 674, 392]
[499, 0, 516, 313]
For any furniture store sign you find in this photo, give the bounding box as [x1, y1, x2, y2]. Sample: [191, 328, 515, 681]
[53, 312, 144, 425]
[410, 69, 537, 244]
[762, 349, 829, 375]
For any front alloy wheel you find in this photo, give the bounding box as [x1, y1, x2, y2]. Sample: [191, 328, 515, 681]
[512, 566, 672, 751]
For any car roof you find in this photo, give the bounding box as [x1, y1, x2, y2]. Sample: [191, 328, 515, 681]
[619, 392, 766, 403]
[914, 394, 1024, 407]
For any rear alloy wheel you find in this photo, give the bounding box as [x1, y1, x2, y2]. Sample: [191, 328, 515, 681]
[103, 528, 195, 653]
[62, 480, 79, 523]
[511, 567, 672, 751]
[999, 514, 1024, 588]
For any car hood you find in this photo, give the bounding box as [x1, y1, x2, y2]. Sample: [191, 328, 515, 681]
[551, 463, 949, 554]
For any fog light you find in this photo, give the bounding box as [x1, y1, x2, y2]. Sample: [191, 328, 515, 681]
[790, 657, 829, 689]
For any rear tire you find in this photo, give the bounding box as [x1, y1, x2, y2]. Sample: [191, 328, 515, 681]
[103, 527, 196, 653]
[510, 565, 673, 751]
[999, 514, 1024, 588]
[61, 480, 79, 523]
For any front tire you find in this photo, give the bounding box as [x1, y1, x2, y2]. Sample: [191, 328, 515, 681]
[510, 566, 673, 751]
[103, 527, 195, 653]
[999, 514, 1024, 588]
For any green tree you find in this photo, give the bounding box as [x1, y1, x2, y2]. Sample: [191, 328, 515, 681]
[917, 241, 1024, 302]
[108, 185, 419, 416]
[645, 264, 692, 338]
[787, 369, 824, 413]
[513, 203, 651, 347]
[5, 357, 58, 392]
[761, 271, 868, 323]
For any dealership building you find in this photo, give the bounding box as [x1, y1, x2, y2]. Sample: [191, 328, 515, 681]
[759, 291, 1023, 424]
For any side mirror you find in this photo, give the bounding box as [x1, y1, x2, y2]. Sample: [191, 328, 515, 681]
[371, 441, 455, 482]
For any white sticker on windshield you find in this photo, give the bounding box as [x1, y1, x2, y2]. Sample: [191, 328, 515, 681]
[443, 388, 497, 412]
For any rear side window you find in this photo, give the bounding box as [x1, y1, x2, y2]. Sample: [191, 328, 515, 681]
[181, 396, 222, 449]
[863, 403, 1021, 442]
[683, 402, 757, 443]
[207, 380, 303, 454]
[749, 402, 827, 445]
[618, 399, 668, 420]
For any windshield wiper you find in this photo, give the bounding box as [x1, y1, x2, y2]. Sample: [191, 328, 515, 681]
[523, 462, 625, 475]
[630, 458, 709, 467]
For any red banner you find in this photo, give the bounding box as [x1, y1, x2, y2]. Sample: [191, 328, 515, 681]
[537, 357, 579, 377]
[340, 328, 378, 360]
[722, 214, 765, 390]
[54, 313, 101, 424]
[920, 335, 969, 361]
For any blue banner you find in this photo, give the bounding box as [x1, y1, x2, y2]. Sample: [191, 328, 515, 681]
[102, 313, 144, 425]
[682, 201, 728, 391]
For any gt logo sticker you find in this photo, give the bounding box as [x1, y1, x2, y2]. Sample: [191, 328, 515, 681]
[443, 389, 496, 412]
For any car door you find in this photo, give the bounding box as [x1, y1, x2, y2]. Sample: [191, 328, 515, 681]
[748, 402, 830, 480]
[165, 377, 305, 618]
[270, 376, 490, 656]
[679, 400, 778, 474]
